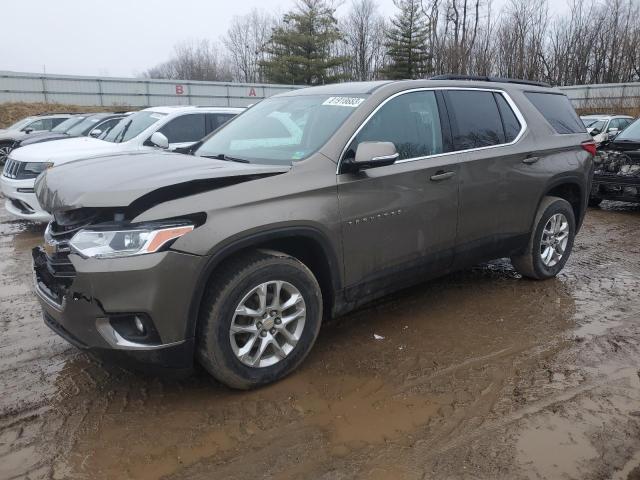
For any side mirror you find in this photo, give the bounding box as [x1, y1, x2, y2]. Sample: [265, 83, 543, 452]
[352, 141, 399, 170]
[149, 132, 169, 149]
[89, 129, 102, 138]
[590, 128, 600, 135]
[24, 128, 34, 134]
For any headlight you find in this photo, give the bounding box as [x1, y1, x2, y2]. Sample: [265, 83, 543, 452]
[69, 223, 194, 259]
[24, 162, 54, 175]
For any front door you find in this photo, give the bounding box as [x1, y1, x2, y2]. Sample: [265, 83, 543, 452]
[337, 90, 459, 301]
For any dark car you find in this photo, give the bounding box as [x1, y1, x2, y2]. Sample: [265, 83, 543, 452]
[32, 77, 594, 389]
[590, 117, 640, 206]
[0, 113, 75, 165]
[13, 112, 129, 149]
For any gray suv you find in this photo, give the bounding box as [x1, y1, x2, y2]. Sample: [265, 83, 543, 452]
[32, 78, 594, 389]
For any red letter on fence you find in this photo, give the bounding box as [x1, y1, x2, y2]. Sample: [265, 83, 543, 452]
[175, 85, 184, 95]
[248, 87, 257, 97]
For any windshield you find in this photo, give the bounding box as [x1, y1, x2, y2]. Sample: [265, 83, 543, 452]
[196, 94, 368, 164]
[616, 118, 640, 141]
[51, 116, 86, 133]
[581, 118, 604, 128]
[66, 116, 103, 136]
[102, 111, 166, 143]
[6, 117, 35, 130]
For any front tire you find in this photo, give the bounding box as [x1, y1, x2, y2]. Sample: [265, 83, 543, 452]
[511, 196, 576, 280]
[196, 250, 322, 389]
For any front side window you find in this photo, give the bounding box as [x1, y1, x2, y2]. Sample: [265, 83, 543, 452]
[345, 91, 443, 161]
[24, 119, 52, 131]
[103, 111, 167, 143]
[525, 92, 584, 134]
[158, 114, 206, 143]
[445, 90, 506, 150]
[197, 94, 366, 165]
[91, 118, 121, 136]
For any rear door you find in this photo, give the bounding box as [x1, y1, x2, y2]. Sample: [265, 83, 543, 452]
[337, 90, 459, 300]
[443, 89, 540, 266]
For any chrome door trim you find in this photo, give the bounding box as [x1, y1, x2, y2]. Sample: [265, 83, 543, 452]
[336, 87, 528, 174]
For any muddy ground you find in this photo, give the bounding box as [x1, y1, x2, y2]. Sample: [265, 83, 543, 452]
[1, 202, 640, 480]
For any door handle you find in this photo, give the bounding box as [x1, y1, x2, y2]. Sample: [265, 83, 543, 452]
[430, 171, 455, 182]
[522, 156, 540, 165]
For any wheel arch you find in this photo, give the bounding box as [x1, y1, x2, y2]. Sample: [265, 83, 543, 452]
[186, 226, 342, 340]
[537, 176, 585, 231]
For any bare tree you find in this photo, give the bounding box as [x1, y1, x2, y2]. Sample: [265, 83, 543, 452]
[224, 9, 274, 83]
[144, 39, 233, 81]
[340, 0, 387, 81]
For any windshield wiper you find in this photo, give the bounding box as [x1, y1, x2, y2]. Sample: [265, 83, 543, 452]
[114, 120, 132, 143]
[201, 153, 250, 164]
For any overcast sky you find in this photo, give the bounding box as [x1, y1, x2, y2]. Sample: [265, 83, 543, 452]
[1, 0, 569, 78]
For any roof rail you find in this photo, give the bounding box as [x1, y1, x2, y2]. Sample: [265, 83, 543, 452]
[429, 74, 552, 88]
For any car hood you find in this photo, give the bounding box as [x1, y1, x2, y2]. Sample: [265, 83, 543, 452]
[35, 151, 291, 213]
[18, 132, 70, 146]
[0, 129, 26, 141]
[9, 136, 134, 164]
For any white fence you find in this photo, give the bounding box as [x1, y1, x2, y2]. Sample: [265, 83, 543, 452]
[0, 71, 300, 107]
[558, 82, 640, 109]
[1, 70, 639, 110]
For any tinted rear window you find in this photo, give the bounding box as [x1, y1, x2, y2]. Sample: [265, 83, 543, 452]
[494, 93, 521, 142]
[525, 92, 584, 134]
[445, 90, 506, 150]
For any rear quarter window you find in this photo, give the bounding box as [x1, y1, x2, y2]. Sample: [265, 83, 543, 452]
[524, 92, 585, 134]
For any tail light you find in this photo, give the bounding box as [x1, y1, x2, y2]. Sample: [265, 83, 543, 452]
[581, 140, 597, 156]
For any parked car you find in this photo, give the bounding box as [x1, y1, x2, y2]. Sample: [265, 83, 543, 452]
[590, 117, 640, 206]
[580, 114, 634, 146]
[0, 113, 76, 165]
[32, 78, 593, 389]
[1, 106, 242, 221]
[17, 112, 131, 149]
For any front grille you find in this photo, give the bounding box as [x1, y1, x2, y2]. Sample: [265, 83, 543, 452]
[3, 158, 20, 178]
[2, 158, 42, 180]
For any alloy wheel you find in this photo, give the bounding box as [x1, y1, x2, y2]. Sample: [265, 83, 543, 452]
[540, 213, 570, 267]
[230, 280, 306, 368]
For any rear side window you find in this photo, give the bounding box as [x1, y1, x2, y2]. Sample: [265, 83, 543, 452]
[494, 93, 521, 142]
[158, 113, 206, 143]
[524, 92, 584, 134]
[346, 90, 443, 161]
[445, 90, 506, 149]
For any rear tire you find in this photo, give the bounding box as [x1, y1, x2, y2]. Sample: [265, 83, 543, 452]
[196, 250, 322, 389]
[0, 142, 14, 167]
[511, 196, 576, 280]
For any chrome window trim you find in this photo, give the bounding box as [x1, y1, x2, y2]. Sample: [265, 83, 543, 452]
[336, 87, 528, 174]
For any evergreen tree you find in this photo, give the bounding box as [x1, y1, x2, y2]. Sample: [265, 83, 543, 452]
[261, 0, 348, 85]
[383, 0, 431, 79]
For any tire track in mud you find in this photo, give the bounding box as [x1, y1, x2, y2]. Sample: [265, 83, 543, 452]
[1, 202, 640, 479]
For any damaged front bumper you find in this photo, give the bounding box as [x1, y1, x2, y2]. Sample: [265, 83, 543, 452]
[33, 246, 205, 370]
[591, 150, 640, 202]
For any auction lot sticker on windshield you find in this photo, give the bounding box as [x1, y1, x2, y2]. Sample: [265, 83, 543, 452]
[322, 97, 365, 108]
